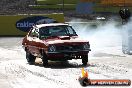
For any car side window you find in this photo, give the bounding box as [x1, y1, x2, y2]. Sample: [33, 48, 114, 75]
[29, 28, 39, 38]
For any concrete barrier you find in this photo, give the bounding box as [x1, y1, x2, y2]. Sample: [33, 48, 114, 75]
[0, 13, 64, 36]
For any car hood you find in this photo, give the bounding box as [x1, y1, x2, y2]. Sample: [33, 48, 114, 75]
[42, 36, 89, 45]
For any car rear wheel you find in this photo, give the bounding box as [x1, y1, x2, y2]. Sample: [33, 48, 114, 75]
[26, 50, 36, 64]
[82, 55, 88, 66]
[42, 53, 48, 67]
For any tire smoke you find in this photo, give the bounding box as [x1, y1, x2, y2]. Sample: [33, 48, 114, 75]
[69, 19, 124, 55]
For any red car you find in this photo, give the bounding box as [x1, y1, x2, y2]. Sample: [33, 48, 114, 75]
[22, 23, 91, 66]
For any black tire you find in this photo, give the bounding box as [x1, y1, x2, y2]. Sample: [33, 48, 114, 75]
[42, 52, 48, 67]
[82, 55, 88, 66]
[26, 50, 36, 64]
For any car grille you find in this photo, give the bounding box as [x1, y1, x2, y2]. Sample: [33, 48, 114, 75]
[56, 45, 83, 51]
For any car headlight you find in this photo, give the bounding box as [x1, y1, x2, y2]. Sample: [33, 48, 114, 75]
[83, 43, 90, 50]
[48, 45, 56, 52]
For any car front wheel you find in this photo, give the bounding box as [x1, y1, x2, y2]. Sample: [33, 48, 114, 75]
[26, 50, 36, 64]
[42, 53, 48, 67]
[82, 55, 88, 66]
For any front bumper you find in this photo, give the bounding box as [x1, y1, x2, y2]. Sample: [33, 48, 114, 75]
[46, 49, 91, 61]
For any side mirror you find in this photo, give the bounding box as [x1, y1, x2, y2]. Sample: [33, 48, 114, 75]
[32, 32, 39, 38]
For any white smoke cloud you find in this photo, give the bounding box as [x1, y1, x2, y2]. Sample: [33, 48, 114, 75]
[69, 18, 124, 56]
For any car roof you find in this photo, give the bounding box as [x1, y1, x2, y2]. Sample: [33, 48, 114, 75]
[35, 23, 69, 28]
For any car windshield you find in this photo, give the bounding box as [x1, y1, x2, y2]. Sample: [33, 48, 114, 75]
[39, 25, 77, 39]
